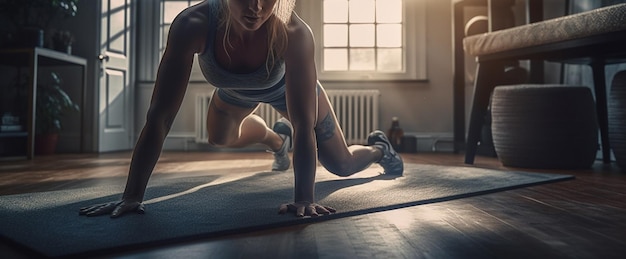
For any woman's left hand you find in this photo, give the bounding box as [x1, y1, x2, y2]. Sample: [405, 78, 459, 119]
[278, 201, 336, 217]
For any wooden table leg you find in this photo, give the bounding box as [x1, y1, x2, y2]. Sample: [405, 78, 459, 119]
[592, 62, 612, 164]
[465, 61, 505, 164]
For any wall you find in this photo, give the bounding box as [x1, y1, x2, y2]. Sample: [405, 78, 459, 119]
[60, 0, 625, 154]
[135, 0, 456, 152]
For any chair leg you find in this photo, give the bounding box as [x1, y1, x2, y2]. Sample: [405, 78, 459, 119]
[591, 63, 611, 164]
[465, 61, 504, 164]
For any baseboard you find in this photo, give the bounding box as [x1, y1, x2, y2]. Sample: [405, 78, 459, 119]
[161, 134, 266, 152]
[404, 132, 454, 153]
[161, 133, 456, 153]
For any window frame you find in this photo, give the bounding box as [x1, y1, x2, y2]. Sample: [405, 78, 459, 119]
[299, 0, 427, 81]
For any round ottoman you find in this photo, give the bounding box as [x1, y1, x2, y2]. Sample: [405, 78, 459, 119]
[609, 70, 626, 172]
[491, 85, 598, 169]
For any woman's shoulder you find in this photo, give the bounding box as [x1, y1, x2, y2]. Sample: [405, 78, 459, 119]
[287, 13, 315, 45]
[172, 1, 212, 30]
[168, 1, 214, 53]
[285, 13, 315, 54]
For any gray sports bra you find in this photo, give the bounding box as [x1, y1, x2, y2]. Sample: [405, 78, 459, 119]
[197, 0, 286, 89]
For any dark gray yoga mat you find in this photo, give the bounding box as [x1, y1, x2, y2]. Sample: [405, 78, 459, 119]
[0, 163, 573, 258]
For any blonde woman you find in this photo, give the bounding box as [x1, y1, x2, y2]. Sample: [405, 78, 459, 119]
[80, 0, 403, 218]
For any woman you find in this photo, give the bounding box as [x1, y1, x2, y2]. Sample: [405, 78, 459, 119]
[79, 0, 403, 218]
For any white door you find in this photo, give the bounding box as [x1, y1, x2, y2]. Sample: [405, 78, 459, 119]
[98, 0, 134, 152]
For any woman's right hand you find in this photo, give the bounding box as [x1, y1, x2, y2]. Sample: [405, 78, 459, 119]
[79, 200, 145, 218]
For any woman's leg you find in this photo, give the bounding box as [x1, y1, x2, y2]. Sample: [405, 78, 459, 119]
[206, 92, 284, 151]
[312, 87, 396, 177]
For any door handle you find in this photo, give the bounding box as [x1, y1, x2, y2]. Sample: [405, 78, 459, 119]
[98, 54, 109, 62]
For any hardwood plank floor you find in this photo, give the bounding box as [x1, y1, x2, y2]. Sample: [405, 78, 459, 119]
[1, 151, 625, 259]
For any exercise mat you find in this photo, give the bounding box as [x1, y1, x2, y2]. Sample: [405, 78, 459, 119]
[0, 163, 573, 258]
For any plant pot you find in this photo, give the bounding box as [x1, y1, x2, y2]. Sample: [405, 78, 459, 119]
[53, 43, 72, 54]
[35, 133, 59, 155]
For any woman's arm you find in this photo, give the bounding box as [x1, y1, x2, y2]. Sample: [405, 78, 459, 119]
[80, 5, 209, 217]
[281, 14, 330, 216]
[122, 11, 205, 203]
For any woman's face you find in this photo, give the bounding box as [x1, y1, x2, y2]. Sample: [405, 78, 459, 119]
[228, 0, 278, 31]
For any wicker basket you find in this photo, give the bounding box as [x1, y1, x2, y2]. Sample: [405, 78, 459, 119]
[609, 71, 626, 172]
[491, 85, 598, 169]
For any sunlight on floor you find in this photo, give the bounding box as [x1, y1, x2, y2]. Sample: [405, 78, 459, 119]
[153, 159, 273, 174]
[143, 170, 264, 205]
[382, 209, 419, 229]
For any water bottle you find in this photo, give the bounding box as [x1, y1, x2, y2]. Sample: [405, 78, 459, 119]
[387, 117, 404, 152]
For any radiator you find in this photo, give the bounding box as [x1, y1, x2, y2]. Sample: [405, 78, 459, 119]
[195, 89, 380, 145]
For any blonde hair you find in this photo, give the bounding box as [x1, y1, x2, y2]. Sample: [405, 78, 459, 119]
[219, 0, 296, 76]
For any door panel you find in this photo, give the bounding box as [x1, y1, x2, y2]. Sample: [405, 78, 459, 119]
[98, 0, 133, 152]
[104, 69, 125, 128]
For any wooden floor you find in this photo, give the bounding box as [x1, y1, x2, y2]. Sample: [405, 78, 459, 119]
[1, 151, 625, 259]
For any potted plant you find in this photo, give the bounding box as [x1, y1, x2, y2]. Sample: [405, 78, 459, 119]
[51, 30, 75, 54]
[35, 72, 79, 155]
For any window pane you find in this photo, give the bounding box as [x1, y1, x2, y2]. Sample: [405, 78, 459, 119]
[349, 24, 374, 47]
[377, 48, 403, 72]
[161, 24, 170, 53]
[377, 24, 402, 47]
[163, 1, 189, 22]
[324, 24, 348, 47]
[110, 0, 126, 52]
[376, 0, 402, 23]
[350, 48, 375, 71]
[349, 0, 375, 23]
[324, 0, 348, 23]
[324, 48, 348, 71]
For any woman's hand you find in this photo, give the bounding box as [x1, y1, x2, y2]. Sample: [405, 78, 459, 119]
[278, 201, 336, 217]
[79, 200, 145, 218]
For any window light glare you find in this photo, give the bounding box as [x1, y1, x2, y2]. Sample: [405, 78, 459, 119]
[320, 0, 407, 74]
[376, 0, 402, 23]
[324, 49, 349, 71]
[350, 48, 375, 71]
[323, 0, 349, 23]
[349, 24, 375, 47]
[377, 24, 402, 47]
[324, 24, 349, 47]
[349, 0, 375, 23]
[377, 48, 403, 72]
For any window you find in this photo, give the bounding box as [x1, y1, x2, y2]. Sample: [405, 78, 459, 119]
[323, 0, 402, 72]
[301, 0, 426, 81]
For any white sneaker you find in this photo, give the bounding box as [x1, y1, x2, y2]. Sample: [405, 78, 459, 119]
[271, 118, 293, 171]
